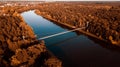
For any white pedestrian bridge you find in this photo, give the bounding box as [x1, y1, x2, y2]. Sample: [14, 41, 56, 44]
[38, 27, 85, 40]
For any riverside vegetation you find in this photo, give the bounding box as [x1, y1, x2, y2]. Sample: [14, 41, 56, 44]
[35, 2, 120, 46]
[0, 3, 62, 67]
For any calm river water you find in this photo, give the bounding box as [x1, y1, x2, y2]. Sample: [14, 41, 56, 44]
[21, 10, 120, 67]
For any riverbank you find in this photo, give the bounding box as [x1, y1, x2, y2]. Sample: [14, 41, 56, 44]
[0, 7, 62, 67]
[35, 2, 120, 46]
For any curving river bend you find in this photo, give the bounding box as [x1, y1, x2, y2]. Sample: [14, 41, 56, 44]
[21, 10, 120, 67]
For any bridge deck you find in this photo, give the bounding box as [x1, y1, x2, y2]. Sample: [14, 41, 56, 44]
[38, 27, 85, 40]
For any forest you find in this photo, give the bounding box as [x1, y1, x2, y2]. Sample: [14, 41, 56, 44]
[0, 4, 61, 67]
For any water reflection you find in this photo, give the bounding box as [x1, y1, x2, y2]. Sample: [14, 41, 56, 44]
[87, 36, 120, 53]
[47, 35, 78, 47]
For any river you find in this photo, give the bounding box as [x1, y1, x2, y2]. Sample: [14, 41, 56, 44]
[21, 10, 120, 67]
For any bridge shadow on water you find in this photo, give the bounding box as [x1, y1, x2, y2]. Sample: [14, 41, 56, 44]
[46, 34, 79, 47]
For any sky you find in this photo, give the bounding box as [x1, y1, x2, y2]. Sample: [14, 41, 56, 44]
[0, 0, 120, 1]
[54, 0, 120, 1]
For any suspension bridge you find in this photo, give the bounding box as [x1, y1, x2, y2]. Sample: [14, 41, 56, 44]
[38, 27, 85, 40]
